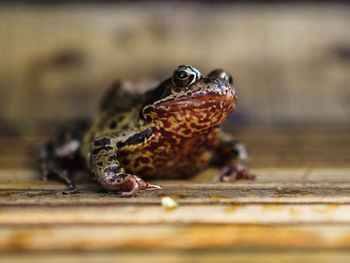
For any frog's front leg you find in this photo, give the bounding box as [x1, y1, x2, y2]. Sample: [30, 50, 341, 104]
[212, 133, 256, 182]
[90, 136, 162, 197]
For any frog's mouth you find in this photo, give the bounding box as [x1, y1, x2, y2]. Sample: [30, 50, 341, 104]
[143, 96, 236, 118]
[159, 78, 235, 108]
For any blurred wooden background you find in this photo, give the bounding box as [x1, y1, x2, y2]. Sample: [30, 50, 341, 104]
[0, 1, 349, 130]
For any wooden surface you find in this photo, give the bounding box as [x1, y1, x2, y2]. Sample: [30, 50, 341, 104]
[0, 126, 350, 262]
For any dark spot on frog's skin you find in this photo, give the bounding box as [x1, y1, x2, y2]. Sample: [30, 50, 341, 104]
[109, 121, 117, 129]
[143, 107, 152, 115]
[202, 78, 211, 84]
[183, 129, 191, 135]
[163, 120, 171, 128]
[117, 128, 154, 149]
[119, 173, 128, 179]
[142, 127, 153, 138]
[117, 141, 126, 149]
[136, 157, 150, 164]
[190, 123, 204, 130]
[108, 155, 118, 162]
[121, 125, 129, 130]
[93, 137, 111, 147]
[127, 128, 154, 145]
[110, 173, 128, 183]
[97, 161, 103, 167]
[125, 133, 145, 145]
[92, 146, 113, 155]
[105, 165, 121, 175]
[121, 159, 130, 165]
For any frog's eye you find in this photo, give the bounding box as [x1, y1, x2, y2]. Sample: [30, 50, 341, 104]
[208, 69, 234, 85]
[172, 65, 201, 88]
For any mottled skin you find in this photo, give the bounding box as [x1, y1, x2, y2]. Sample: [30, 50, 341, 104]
[40, 65, 255, 197]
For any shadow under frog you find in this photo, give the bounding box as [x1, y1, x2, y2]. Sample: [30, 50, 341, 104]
[39, 65, 255, 197]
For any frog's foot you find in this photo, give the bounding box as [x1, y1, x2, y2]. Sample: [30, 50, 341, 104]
[40, 162, 75, 189]
[214, 164, 256, 182]
[97, 167, 162, 197]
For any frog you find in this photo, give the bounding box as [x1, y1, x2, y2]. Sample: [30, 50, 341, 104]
[39, 65, 255, 197]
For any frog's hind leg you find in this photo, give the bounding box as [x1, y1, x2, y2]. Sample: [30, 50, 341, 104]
[211, 133, 256, 182]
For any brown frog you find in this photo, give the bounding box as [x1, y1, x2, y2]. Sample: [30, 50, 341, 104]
[40, 65, 255, 197]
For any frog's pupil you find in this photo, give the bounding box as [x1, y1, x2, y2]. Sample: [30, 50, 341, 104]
[177, 71, 188, 79]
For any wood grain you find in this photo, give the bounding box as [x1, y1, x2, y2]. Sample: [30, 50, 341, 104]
[0, 204, 350, 225]
[0, 225, 350, 251]
[2, 253, 350, 263]
[1, 251, 350, 263]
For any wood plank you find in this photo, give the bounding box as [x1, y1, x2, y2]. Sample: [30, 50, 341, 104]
[0, 168, 349, 205]
[1, 250, 350, 263]
[0, 225, 350, 251]
[0, 187, 350, 206]
[0, 204, 349, 225]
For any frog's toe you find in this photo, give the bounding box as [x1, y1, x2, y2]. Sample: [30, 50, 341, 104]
[118, 176, 162, 197]
[123, 175, 163, 195]
[40, 162, 75, 189]
[140, 182, 163, 192]
[52, 168, 75, 188]
[214, 164, 256, 182]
